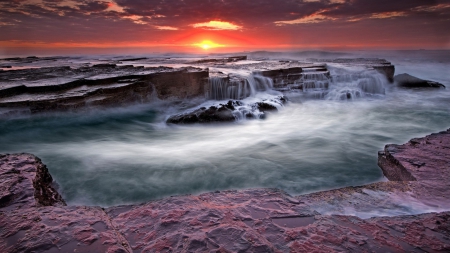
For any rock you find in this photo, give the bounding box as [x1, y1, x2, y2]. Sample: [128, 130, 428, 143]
[167, 104, 236, 124]
[379, 128, 450, 182]
[299, 128, 450, 218]
[167, 97, 286, 124]
[191, 56, 247, 64]
[0, 206, 130, 253]
[0, 65, 209, 115]
[0, 153, 66, 209]
[394, 73, 445, 88]
[256, 102, 278, 112]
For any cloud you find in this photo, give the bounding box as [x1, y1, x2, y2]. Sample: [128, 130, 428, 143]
[275, 13, 336, 25]
[0, 0, 448, 49]
[370, 11, 407, 19]
[155, 25, 178, 30]
[192, 21, 242, 30]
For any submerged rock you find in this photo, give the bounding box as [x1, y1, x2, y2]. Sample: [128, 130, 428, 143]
[394, 73, 445, 88]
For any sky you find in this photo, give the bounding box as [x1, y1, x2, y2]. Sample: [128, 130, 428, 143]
[0, 0, 449, 55]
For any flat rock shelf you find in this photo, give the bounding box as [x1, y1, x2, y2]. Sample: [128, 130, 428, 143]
[1, 129, 449, 252]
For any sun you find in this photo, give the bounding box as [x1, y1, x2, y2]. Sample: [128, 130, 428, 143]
[193, 40, 223, 50]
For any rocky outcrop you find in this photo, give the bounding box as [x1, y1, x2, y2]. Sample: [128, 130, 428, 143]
[167, 103, 236, 124]
[394, 73, 446, 88]
[0, 65, 208, 115]
[1, 129, 450, 252]
[166, 96, 287, 124]
[0, 56, 401, 117]
[309, 58, 395, 81]
[0, 154, 65, 209]
[190, 56, 247, 64]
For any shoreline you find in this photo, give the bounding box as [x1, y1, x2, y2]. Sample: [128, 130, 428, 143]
[1, 129, 449, 252]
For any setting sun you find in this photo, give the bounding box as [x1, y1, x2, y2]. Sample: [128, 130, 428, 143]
[192, 40, 223, 50]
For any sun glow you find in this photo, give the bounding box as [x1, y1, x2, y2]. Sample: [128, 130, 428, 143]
[192, 40, 223, 50]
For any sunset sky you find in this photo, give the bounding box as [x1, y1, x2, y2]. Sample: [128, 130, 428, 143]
[0, 0, 449, 55]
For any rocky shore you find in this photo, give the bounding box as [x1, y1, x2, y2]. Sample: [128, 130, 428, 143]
[1, 129, 449, 252]
[0, 56, 397, 119]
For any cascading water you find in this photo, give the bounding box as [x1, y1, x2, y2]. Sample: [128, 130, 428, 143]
[325, 71, 387, 100]
[207, 74, 274, 100]
[207, 77, 249, 100]
[301, 73, 330, 91]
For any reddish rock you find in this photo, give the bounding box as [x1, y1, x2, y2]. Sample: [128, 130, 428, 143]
[0, 153, 65, 210]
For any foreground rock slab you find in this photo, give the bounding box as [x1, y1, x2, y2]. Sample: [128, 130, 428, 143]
[1, 129, 450, 252]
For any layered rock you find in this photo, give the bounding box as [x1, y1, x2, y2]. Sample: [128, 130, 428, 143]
[190, 56, 247, 64]
[309, 58, 395, 81]
[0, 56, 399, 118]
[394, 73, 446, 88]
[1, 129, 450, 252]
[0, 153, 65, 210]
[0, 64, 208, 115]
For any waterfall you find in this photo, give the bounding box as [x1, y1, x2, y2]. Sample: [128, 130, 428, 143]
[301, 73, 330, 92]
[207, 74, 274, 100]
[325, 71, 387, 100]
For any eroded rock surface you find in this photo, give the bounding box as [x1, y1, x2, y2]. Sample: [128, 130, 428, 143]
[0, 153, 65, 210]
[0, 154, 129, 253]
[394, 73, 446, 88]
[0, 62, 208, 115]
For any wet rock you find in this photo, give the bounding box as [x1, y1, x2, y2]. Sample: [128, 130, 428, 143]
[310, 58, 395, 81]
[0, 65, 209, 114]
[256, 102, 277, 112]
[167, 104, 236, 124]
[167, 97, 286, 124]
[191, 55, 247, 64]
[394, 73, 445, 88]
[120, 57, 148, 62]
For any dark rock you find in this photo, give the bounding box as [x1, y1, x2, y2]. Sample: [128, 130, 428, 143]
[256, 102, 277, 112]
[394, 73, 445, 88]
[0, 65, 209, 114]
[191, 56, 247, 64]
[92, 63, 116, 68]
[167, 98, 284, 124]
[120, 57, 147, 62]
[167, 104, 236, 124]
